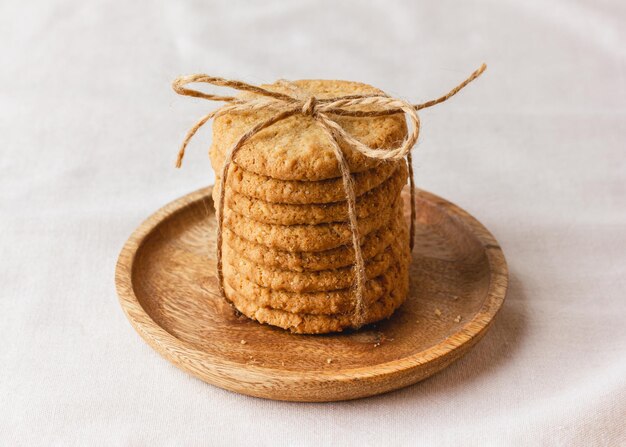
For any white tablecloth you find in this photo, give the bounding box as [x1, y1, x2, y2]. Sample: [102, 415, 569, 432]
[1, 0, 624, 445]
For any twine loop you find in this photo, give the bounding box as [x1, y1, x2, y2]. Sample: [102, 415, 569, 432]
[301, 96, 317, 116]
[173, 64, 486, 328]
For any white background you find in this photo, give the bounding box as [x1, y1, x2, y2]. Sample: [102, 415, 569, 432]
[1, 0, 625, 445]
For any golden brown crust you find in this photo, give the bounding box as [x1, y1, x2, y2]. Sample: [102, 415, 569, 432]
[215, 163, 407, 225]
[222, 257, 403, 315]
[209, 79, 408, 181]
[217, 161, 399, 205]
[222, 205, 406, 272]
[224, 254, 410, 334]
[223, 229, 406, 292]
[222, 196, 401, 252]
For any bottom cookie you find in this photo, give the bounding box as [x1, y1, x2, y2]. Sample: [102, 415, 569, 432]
[224, 253, 410, 334]
[223, 256, 404, 315]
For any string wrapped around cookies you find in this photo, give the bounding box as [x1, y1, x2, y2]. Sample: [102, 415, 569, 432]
[173, 64, 486, 329]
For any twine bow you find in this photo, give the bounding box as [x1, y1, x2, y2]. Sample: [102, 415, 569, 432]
[173, 64, 486, 328]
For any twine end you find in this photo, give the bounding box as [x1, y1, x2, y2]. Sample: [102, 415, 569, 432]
[175, 147, 185, 168]
[415, 62, 488, 111]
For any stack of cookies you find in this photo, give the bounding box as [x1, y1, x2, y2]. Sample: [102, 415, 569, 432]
[209, 80, 411, 334]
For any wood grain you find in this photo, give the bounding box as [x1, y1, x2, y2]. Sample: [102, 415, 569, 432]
[115, 187, 508, 401]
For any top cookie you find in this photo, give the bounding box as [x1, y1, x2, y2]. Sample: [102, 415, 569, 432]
[210, 79, 408, 181]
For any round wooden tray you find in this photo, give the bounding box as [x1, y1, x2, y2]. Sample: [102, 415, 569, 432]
[115, 186, 507, 402]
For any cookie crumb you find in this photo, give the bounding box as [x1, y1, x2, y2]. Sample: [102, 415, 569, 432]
[454, 315, 462, 323]
[326, 358, 333, 364]
[434, 308, 442, 318]
[240, 339, 247, 345]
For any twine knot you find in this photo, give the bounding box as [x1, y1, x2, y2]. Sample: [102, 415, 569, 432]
[172, 64, 487, 329]
[301, 96, 318, 116]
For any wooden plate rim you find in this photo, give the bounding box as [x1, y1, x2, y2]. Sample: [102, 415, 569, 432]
[115, 186, 508, 385]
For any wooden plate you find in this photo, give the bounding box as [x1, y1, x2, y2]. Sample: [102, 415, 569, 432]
[115, 187, 508, 402]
